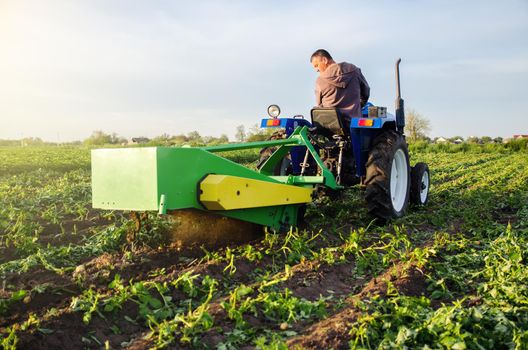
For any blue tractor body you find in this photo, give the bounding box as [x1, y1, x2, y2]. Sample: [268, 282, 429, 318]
[260, 103, 398, 178]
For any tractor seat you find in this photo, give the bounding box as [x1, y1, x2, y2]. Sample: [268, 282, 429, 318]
[310, 108, 347, 138]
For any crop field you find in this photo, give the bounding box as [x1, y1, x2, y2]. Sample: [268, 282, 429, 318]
[0, 146, 527, 349]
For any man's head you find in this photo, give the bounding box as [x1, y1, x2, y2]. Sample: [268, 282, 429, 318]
[310, 49, 335, 73]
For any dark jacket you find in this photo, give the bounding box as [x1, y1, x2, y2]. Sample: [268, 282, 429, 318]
[315, 62, 370, 123]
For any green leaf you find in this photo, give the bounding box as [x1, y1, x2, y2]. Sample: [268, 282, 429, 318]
[452, 342, 467, 350]
[124, 315, 138, 324]
[236, 285, 253, 297]
[38, 328, 54, 334]
[430, 290, 444, 299]
[11, 290, 27, 301]
[149, 298, 162, 308]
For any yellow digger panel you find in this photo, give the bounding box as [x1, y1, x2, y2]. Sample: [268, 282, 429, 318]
[199, 174, 313, 210]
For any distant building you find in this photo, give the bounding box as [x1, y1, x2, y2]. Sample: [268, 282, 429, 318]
[129, 137, 150, 145]
[453, 138, 464, 144]
[513, 135, 528, 139]
[435, 137, 448, 143]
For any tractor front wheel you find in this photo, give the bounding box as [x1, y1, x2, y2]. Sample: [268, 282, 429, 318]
[257, 130, 293, 176]
[410, 162, 430, 206]
[365, 131, 411, 219]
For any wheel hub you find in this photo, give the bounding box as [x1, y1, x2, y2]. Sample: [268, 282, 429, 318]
[390, 149, 409, 212]
[420, 171, 429, 203]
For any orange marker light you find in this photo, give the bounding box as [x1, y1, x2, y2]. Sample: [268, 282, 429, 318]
[358, 119, 374, 127]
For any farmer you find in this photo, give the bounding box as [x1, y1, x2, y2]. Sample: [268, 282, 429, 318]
[310, 49, 370, 129]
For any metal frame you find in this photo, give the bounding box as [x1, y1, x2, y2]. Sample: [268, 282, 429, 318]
[204, 126, 341, 190]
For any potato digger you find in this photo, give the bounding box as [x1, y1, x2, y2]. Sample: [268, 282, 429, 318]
[91, 59, 430, 239]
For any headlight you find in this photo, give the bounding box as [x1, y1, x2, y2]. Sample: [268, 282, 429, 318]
[267, 104, 281, 118]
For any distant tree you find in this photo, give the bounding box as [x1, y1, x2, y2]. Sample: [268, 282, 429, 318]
[20, 137, 45, 146]
[246, 123, 275, 142]
[0, 139, 20, 147]
[235, 125, 246, 142]
[448, 136, 464, 143]
[154, 133, 171, 141]
[404, 109, 431, 142]
[84, 131, 125, 145]
[170, 134, 188, 144]
[493, 137, 504, 144]
[217, 134, 229, 144]
[202, 136, 213, 144]
[202, 134, 230, 146]
[467, 136, 480, 144]
[187, 131, 202, 142]
[481, 136, 492, 144]
[148, 133, 170, 146]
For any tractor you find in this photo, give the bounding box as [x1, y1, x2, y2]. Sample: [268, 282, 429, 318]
[91, 59, 430, 234]
[257, 59, 430, 220]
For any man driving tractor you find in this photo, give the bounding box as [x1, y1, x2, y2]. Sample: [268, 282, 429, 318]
[310, 49, 370, 131]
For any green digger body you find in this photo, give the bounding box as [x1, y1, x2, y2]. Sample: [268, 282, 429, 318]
[91, 127, 338, 230]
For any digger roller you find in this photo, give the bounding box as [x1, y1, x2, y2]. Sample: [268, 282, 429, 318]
[91, 59, 430, 232]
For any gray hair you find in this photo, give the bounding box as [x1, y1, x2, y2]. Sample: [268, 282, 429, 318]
[310, 49, 333, 61]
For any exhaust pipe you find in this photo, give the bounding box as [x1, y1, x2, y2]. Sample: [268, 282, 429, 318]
[395, 58, 405, 132]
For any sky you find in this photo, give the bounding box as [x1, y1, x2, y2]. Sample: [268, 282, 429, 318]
[0, 0, 527, 142]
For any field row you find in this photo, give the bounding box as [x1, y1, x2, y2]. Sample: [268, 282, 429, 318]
[0, 147, 527, 349]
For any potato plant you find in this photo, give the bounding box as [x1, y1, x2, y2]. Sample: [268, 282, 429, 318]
[0, 146, 526, 349]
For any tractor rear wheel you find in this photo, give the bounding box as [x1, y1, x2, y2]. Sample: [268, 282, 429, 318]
[410, 162, 430, 206]
[365, 131, 411, 219]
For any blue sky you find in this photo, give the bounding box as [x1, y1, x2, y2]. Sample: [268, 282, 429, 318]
[0, 0, 527, 141]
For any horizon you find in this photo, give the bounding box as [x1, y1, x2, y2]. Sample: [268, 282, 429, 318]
[1, 0, 527, 142]
[0, 128, 525, 144]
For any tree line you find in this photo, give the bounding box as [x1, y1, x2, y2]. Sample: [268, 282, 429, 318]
[1, 109, 524, 148]
[81, 123, 274, 146]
